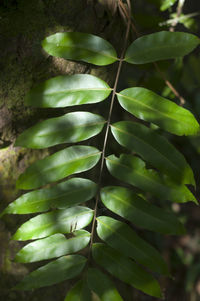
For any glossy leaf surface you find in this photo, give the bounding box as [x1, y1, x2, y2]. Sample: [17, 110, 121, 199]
[97, 216, 169, 275]
[12, 206, 93, 240]
[92, 243, 162, 298]
[125, 31, 200, 64]
[65, 280, 92, 301]
[87, 268, 123, 301]
[15, 112, 105, 149]
[16, 146, 101, 190]
[15, 230, 90, 263]
[1, 178, 97, 216]
[117, 87, 199, 136]
[106, 154, 197, 203]
[25, 74, 112, 108]
[42, 32, 118, 66]
[15, 255, 86, 290]
[101, 186, 186, 235]
[111, 121, 195, 185]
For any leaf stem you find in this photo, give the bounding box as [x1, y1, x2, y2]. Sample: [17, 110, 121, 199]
[88, 6, 132, 261]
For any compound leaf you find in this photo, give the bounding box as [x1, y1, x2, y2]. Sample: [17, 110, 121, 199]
[117, 87, 199, 136]
[16, 146, 101, 190]
[101, 186, 186, 235]
[42, 32, 118, 66]
[97, 216, 169, 275]
[1, 178, 97, 216]
[12, 206, 93, 240]
[25, 74, 112, 108]
[87, 268, 123, 301]
[111, 121, 195, 185]
[92, 243, 162, 298]
[106, 154, 197, 204]
[15, 112, 105, 149]
[15, 230, 90, 263]
[125, 31, 200, 64]
[15, 255, 86, 290]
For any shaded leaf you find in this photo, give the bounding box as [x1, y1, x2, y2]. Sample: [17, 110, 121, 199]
[15, 255, 86, 290]
[42, 32, 118, 66]
[12, 206, 93, 240]
[1, 178, 97, 216]
[15, 112, 105, 149]
[111, 121, 195, 185]
[92, 243, 162, 298]
[65, 280, 92, 301]
[87, 268, 123, 301]
[125, 31, 200, 64]
[15, 230, 90, 263]
[97, 216, 169, 275]
[16, 146, 101, 190]
[101, 186, 186, 235]
[106, 154, 197, 203]
[25, 74, 112, 108]
[117, 87, 199, 136]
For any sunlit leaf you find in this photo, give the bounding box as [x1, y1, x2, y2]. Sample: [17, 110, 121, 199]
[25, 74, 112, 108]
[101, 186, 186, 235]
[111, 121, 195, 185]
[106, 154, 197, 203]
[117, 87, 199, 136]
[97, 216, 169, 275]
[125, 31, 200, 64]
[15, 255, 86, 290]
[42, 32, 118, 66]
[16, 146, 101, 190]
[92, 243, 162, 298]
[12, 206, 93, 240]
[1, 178, 97, 216]
[160, 0, 177, 11]
[87, 268, 123, 301]
[15, 230, 90, 263]
[15, 112, 105, 149]
[65, 280, 92, 301]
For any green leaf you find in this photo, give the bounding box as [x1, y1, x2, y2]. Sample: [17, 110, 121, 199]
[160, 0, 177, 11]
[16, 146, 101, 190]
[15, 230, 90, 263]
[1, 178, 97, 216]
[2, 178, 96, 216]
[12, 206, 93, 240]
[15, 112, 105, 149]
[15, 255, 86, 290]
[106, 154, 197, 204]
[87, 268, 123, 301]
[25, 74, 112, 108]
[92, 243, 162, 298]
[111, 121, 195, 185]
[42, 32, 118, 66]
[101, 186, 186, 235]
[97, 216, 169, 275]
[125, 31, 200, 64]
[65, 280, 92, 301]
[117, 87, 199, 136]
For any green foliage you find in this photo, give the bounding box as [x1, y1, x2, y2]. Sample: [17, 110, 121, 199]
[1, 25, 200, 300]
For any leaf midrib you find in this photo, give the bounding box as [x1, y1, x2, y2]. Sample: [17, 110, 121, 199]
[111, 124, 183, 175]
[42, 88, 112, 97]
[97, 218, 159, 267]
[49, 43, 118, 60]
[18, 209, 93, 237]
[117, 92, 194, 126]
